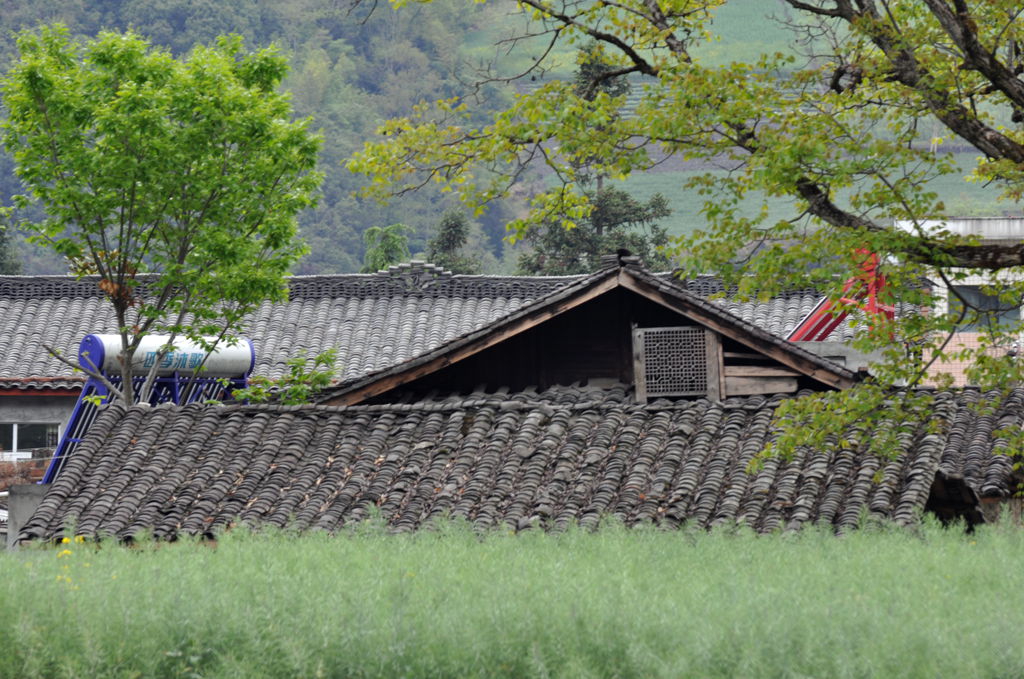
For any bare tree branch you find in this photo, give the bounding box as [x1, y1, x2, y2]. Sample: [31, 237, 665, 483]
[43, 344, 126, 402]
[923, 0, 1024, 110]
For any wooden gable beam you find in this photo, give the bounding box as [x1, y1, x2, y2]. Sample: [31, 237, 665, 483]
[324, 266, 854, 406]
[323, 274, 621, 406]
[617, 271, 855, 391]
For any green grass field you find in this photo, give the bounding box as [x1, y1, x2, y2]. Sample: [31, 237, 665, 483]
[2, 519, 1023, 678]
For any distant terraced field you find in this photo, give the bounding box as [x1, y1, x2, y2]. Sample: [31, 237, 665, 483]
[485, 0, 1012, 238]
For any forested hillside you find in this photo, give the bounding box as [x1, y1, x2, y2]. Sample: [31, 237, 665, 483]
[0, 0, 531, 274]
[1, 0, 1003, 274]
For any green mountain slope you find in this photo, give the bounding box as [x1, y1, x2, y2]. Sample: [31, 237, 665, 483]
[0, 0, 1009, 273]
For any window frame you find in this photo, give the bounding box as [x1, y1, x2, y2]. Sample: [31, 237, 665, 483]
[948, 284, 1022, 331]
[0, 422, 62, 461]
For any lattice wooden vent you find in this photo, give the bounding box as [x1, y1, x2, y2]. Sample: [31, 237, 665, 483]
[633, 325, 720, 401]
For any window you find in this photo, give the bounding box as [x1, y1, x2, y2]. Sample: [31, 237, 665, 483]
[949, 285, 1021, 331]
[632, 325, 714, 401]
[0, 423, 60, 461]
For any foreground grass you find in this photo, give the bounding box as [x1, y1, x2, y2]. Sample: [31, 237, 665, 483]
[2, 519, 1022, 678]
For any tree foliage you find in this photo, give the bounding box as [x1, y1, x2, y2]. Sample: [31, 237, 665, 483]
[518, 187, 671, 275]
[572, 42, 631, 191]
[427, 210, 481, 274]
[515, 44, 672, 275]
[1, 26, 321, 403]
[362, 223, 411, 272]
[350, 0, 1024, 453]
[231, 348, 338, 405]
[0, 0, 520, 274]
[574, 42, 630, 101]
[0, 212, 21, 275]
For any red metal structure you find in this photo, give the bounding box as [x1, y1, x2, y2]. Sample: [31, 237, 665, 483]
[787, 250, 895, 342]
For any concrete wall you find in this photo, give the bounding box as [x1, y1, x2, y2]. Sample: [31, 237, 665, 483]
[6, 483, 49, 549]
[898, 218, 1024, 243]
[0, 394, 77, 426]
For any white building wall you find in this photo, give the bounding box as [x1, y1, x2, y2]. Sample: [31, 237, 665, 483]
[896, 218, 1024, 385]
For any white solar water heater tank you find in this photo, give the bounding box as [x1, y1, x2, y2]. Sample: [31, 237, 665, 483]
[77, 334, 255, 377]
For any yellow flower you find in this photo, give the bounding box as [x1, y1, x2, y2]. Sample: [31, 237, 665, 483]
[74, 535, 85, 544]
[61, 537, 70, 544]
[57, 549, 73, 558]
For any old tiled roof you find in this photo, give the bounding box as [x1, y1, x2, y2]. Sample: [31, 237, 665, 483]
[320, 266, 855, 403]
[677, 276, 858, 342]
[0, 264, 846, 390]
[19, 386, 1022, 542]
[0, 264, 575, 387]
[0, 377, 86, 391]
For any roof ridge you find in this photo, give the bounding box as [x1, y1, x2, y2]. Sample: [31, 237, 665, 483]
[0, 275, 107, 299]
[83, 387, 1022, 417]
[0, 270, 585, 301]
[0, 270, 828, 302]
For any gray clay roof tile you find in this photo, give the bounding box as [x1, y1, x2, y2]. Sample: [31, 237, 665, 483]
[317, 267, 854, 402]
[17, 386, 1020, 542]
[0, 265, 847, 389]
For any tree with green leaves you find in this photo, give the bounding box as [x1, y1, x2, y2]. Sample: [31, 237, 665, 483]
[572, 42, 630, 192]
[349, 0, 1024, 455]
[0, 213, 21, 275]
[361, 223, 410, 272]
[516, 45, 671, 275]
[231, 348, 338, 405]
[574, 42, 630, 101]
[509, 42, 669, 275]
[519, 187, 672, 275]
[0, 0, 520, 277]
[427, 210, 481, 274]
[1, 26, 321, 404]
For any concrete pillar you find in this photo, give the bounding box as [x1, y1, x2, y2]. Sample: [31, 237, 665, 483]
[7, 483, 49, 549]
